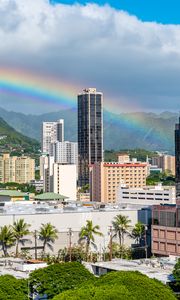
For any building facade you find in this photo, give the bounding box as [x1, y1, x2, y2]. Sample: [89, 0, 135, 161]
[41, 119, 64, 154]
[51, 141, 78, 165]
[117, 184, 176, 206]
[91, 157, 149, 203]
[151, 204, 180, 256]
[175, 118, 180, 197]
[44, 156, 77, 200]
[152, 155, 175, 175]
[0, 154, 35, 184]
[78, 88, 103, 187]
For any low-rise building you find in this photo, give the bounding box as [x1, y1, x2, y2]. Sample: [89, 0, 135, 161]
[0, 190, 29, 202]
[117, 184, 176, 206]
[152, 204, 180, 256]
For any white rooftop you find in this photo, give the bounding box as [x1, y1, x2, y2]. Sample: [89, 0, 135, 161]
[91, 257, 176, 284]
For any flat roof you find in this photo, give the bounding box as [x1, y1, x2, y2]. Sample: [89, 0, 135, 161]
[91, 258, 176, 284]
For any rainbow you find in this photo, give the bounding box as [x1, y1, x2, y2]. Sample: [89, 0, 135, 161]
[0, 67, 80, 108]
[0, 66, 171, 149]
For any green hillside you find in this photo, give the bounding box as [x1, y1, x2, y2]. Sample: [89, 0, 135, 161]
[0, 117, 40, 154]
[0, 107, 178, 153]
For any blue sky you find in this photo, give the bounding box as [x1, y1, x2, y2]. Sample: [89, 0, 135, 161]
[52, 0, 180, 24]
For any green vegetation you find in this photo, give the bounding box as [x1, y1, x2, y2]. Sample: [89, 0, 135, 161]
[104, 149, 158, 162]
[0, 275, 28, 300]
[0, 225, 15, 257]
[131, 222, 145, 244]
[79, 220, 103, 261]
[173, 258, 180, 289]
[12, 219, 30, 257]
[53, 270, 176, 300]
[0, 117, 40, 155]
[112, 215, 131, 247]
[0, 182, 41, 194]
[39, 223, 58, 256]
[29, 262, 95, 299]
[146, 171, 175, 186]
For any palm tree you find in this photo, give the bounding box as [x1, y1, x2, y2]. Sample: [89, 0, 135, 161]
[132, 222, 145, 244]
[12, 219, 31, 257]
[112, 214, 131, 247]
[79, 220, 103, 261]
[0, 225, 15, 257]
[39, 223, 58, 256]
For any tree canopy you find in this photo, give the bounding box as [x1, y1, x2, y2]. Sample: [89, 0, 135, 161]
[29, 262, 95, 299]
[0, 275, 28, 300]
[53, 271, 176, 300]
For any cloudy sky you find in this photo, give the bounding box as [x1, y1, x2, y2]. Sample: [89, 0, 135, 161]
[0, 0, 180, 114]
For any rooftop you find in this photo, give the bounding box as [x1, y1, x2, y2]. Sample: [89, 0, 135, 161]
[0, 190, 27, 197]
[35, 192, 68, 201]
[91, 257, 176, 284]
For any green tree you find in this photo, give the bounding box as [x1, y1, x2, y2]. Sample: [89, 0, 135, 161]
[29, 262, 95, 299]
[0, 275, 28, 300]
[112, 214, 131, 247]
[132, 222, 145, 244]
[0, 225, 15, 256]
[79, 220, 103, 261]
[173, 257, 180, 289]
[53, 271, 176, 300]
[39, 223, 58, 256]
[12, 218, 31, 257]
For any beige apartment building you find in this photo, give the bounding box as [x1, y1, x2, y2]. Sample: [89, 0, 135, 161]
[0, 154, 35, 184]
[152, 155, 175, 175]
[91, 155, 149, 203]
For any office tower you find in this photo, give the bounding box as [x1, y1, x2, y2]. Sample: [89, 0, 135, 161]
[0, 154, 35, 184]
[78, 88, 103, 186]
[51, 141, 78, 165]
[41, 119, 64, 154]
[175, 117, 180, 197]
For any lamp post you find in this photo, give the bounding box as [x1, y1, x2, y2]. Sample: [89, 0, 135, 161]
[67, 228, 72, 262]
[144, 225, 148, 259]
[108, 226, 113, 261]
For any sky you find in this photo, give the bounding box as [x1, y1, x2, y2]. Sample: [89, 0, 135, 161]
[0, 0, 180, 114]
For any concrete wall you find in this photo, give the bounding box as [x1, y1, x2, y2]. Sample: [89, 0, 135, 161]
[0, 209, 140, 256]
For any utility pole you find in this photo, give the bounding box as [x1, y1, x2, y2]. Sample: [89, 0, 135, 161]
[68, 228, 72, 262]
[108, 226, 113, 261]
[34, 230, 37, 260]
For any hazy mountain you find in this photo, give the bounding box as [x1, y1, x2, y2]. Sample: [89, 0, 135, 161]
[0, 116, 39, 152]
[0, 107, 178, 153]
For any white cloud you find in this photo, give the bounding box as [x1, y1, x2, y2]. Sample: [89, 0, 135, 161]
[0, 0, 180, 113]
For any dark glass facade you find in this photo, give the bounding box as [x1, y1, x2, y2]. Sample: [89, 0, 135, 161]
[78, 89, 103, 186]
[175, 118, 180, 197]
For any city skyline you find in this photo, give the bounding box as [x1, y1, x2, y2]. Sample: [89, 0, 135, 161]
[1, 1, 180, 113]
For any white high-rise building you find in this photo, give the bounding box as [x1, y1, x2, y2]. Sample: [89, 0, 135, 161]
[44, 156, 77, 200]
[41, 119, 64, 154]
[53, 163, 77, 200]
[51, 141, 78, 165]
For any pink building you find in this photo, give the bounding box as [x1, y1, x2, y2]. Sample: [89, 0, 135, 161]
[152, 204, 180, 256]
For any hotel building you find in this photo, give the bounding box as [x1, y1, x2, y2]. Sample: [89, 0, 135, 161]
[91, 155, 149, 203]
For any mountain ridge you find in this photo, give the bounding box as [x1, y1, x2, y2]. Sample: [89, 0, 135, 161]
[0, 107, 178, 153]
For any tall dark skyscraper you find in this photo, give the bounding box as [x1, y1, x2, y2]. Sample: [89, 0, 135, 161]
[78, 88, 103, 186]
[175, 117, 180, 197]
